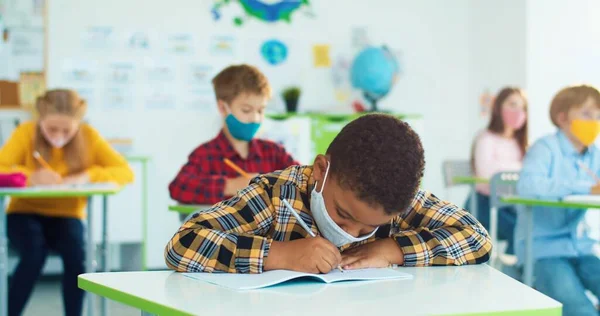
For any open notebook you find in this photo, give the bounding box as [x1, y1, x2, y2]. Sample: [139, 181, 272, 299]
[563, 195, 600, 204]
[28, 182, 119, 191]
[183, 268, 413, 290]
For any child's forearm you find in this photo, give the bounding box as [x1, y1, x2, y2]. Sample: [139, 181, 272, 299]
[263, 241, 289, 271]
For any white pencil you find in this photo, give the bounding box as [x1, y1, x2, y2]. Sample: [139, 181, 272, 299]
[281, 199, 316, 237]
[577, 161, 600, 183]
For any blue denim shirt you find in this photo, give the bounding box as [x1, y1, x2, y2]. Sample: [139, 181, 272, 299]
[516, 131, 599, 262]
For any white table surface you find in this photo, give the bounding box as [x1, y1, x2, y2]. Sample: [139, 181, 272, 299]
[79, 265, 561, 316]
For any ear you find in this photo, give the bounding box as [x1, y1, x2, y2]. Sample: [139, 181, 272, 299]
[556, 111, 569, 127]
[312, 154, 329, 184]
[216, 100, 228, 117]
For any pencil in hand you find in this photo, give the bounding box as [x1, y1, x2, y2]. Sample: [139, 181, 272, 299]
[577, 161, 600, 183]
[33, 151, 53, 170]
[223, 158, 252, 179]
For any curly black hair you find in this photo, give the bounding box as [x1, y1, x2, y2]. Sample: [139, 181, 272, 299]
[326, 114, 425, 215]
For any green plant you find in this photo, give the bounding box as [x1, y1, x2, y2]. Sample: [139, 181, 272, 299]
[281, 86, 301, 102]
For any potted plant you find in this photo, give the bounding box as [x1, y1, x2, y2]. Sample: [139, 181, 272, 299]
[281, 86, 301, 113]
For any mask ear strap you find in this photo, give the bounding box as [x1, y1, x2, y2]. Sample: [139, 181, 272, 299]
[315, 161, 330, 194]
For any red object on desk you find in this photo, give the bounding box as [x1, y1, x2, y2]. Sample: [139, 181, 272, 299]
[0, 172, 27, 188]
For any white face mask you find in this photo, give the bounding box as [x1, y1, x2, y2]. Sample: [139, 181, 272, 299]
[48, 138, 67, 148]
[41, 125, 70, 149]
[310, 161, 378, 247]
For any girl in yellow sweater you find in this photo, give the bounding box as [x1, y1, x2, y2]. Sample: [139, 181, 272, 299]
[0, 89, 133, 316]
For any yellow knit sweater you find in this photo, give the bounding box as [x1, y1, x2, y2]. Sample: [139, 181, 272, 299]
[0, 121, 134, 219]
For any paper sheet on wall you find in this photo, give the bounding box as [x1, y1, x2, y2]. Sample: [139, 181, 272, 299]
[313, 44, 331, 68]
[61, 59, 99, 106]
[104, 61, 136, 109]
[2, 0, 43, 27]
[142, 58, 177, 109]
[10, 27, 44, 72]
[182, 62, 215, 111]
[124, 30, 151, 51]
[81, 26, 115, 51]
[166, 32, 194, 55]
[210, 35, 237, 56]
[19, 71, 44, 111]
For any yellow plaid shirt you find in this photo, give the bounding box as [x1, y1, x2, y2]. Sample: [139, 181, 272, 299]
[165, 165, 492, 273]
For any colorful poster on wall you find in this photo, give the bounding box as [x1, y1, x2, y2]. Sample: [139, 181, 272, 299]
[182, 88, 215, 110]
[185, 63, 212, 87]
[211, 0, 313, 26]
[312, 44, 331, 68]
[19, 71, 44, 112]
[143, 88, 176, 109]
[9, 27, 43, 72]
[62, 59, 98, 83]
[166, 32, 194, 55]
[183, 63, 216, 111]
[142, 58, 176, 109]
[261, 39, 287, 66]
[210, 35, 237, 56]
[125, 31, 150, 51]
[61, 59, 98, 106]
[104, 61, 136, 109]
[144, 59, 175, 82]
[81, 26, 115, 51]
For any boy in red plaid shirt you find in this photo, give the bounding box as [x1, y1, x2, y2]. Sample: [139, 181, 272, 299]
[169, 64, 299, 205]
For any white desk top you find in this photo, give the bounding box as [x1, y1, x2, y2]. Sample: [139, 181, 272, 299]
[79, 265, 561, 316]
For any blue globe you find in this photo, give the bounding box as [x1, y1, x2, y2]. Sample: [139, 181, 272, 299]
[261, 39, 288, 65]
[350, 46, 400, 110]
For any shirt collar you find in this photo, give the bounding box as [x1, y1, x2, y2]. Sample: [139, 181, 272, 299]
[557, 130, 596, 157]
[215, 130, 264, 160]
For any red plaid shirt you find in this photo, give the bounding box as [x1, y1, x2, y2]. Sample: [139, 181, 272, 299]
[169, 131, 299, 204]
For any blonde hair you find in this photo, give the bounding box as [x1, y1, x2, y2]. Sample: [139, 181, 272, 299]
[34, 89, 89, 174]
[550, 85, 600, 127]
[211, 64, 271, 103]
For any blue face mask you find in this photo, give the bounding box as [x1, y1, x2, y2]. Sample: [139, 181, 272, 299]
[225, 113, 260, 141]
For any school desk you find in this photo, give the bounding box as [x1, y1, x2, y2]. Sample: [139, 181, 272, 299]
[501, 195, 600, 287]
[78, 264, 561, 316]
[0, 184, 123, 316]
[453, 176, 489, 218]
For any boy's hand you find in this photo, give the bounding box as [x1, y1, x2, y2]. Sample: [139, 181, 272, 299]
[592, 183, 600, 195]
[29, 169, 62, 186]
[264, 237, 341, 274]
[340, 238, 404, 270]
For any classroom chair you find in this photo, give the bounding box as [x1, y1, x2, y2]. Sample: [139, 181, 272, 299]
[441, 160, 477, 216]
[489, 171, 519, 271]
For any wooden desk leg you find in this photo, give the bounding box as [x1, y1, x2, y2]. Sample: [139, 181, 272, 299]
[0, 197, 7, 316]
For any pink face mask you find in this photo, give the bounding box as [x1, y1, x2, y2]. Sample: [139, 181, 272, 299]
[502, 108, 527, 130]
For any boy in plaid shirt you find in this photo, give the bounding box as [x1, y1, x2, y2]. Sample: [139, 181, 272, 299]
[169, 64, 298, 205]
[166, 114, 491, 273]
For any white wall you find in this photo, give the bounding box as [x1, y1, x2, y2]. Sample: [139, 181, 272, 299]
[526, 0, 600, 142]
[468, 0, 527, 132]
[45, 0, 500, 268]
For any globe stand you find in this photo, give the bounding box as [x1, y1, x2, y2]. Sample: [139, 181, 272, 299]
[364, 92, 382, 112]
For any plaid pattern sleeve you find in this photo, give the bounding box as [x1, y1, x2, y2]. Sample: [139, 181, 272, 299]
[393, 189, 492, 266]
[165, 176, 276, 273]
